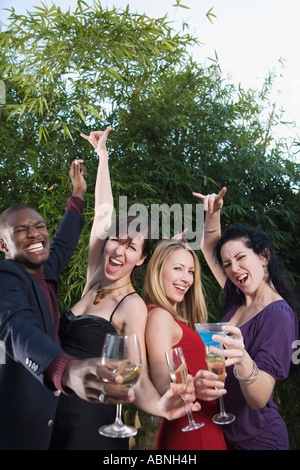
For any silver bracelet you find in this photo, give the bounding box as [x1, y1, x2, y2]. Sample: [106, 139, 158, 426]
[204, 224, 221, 233]
[233, 360, 260, 382]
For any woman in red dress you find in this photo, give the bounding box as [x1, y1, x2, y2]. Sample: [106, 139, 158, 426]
[144, 240, 227, 450]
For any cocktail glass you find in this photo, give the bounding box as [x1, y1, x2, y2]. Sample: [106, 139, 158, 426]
[195, 322, 235, 425]
[194, 322, 230, 347]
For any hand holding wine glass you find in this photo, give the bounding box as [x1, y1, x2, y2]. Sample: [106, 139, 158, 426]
[205, 343, 235, 425]
[99, 333, 142, 438]
[165, 347, 204, 432]
[194, 321, 235, 424]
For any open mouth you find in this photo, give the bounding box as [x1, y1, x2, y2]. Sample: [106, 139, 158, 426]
[108, 257, 123, 273]
[26, 242, 45, 253]
[174, 284, 186, 294]
[237, 274, 248, 286]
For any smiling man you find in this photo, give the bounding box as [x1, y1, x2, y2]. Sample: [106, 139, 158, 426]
[0, 161, 87, 449]
[0, 161, 134, 450]
[0, 206, 51, 271]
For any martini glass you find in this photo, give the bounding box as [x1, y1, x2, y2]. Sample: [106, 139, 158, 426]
[165, 347, 204, 432]
[195, 322, 235, 425]
[194, 322, 230, 347]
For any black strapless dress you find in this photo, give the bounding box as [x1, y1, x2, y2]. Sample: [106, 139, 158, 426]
[49, 293, 136, 450]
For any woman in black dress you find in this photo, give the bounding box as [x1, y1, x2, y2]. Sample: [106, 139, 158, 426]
[49, 129, 198, 450]
[50, 296, 136, 450]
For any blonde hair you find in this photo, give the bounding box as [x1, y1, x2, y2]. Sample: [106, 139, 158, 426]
[143, 239, 207, 331]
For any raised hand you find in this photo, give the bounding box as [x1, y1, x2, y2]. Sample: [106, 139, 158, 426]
[80, 128, 112, 159]
[69, 159, 87, 199]
[193, 187, 227, 214]
[172, 228, 188, 243]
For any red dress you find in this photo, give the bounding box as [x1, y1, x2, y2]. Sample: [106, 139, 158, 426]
[148, 308, 227, 450]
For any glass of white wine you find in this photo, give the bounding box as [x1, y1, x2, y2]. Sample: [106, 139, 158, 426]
[165, 347, 204, 432]
[205, 343, 235, 425]
[99, 333, 142, 438]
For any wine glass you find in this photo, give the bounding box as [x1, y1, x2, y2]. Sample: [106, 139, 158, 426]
[205, 342, 235, 425]
[98, 333, 142, 438]
[165, 347, 204, 432]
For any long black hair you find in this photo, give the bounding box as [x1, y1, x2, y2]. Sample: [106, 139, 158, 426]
[214, 223, 300, 315]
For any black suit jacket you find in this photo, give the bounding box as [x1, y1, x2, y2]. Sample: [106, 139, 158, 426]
[0, 205, 84, 449]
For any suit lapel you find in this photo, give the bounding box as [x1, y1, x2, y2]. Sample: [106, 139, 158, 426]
[5, 260, 57, 339]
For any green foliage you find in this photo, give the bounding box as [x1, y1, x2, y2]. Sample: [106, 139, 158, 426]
[0, 0, 197, 137]
[1, 1, 299, 449]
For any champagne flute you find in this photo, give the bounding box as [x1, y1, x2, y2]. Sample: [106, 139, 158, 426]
[165, 347, 204, 432]
[99, 333, 142, 438]
[205, 343, 235, 425]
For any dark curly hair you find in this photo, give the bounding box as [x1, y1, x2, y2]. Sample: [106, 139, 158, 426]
[214, 223, 300, 315]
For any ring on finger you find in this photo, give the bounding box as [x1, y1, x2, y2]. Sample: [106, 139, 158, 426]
[99, 392, 106, 404]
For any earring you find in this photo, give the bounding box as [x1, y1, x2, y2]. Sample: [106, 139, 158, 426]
[264, 265, 270, 283]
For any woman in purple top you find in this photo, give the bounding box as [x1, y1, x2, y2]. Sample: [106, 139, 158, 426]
[193, 188, 299, 450]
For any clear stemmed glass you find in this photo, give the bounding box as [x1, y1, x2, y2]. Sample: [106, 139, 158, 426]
[165, 347, 204, 432]
[195, 322, 235, 424]
[205, 343, 235, 425]
[99, 333, 142, 438]
[194, 322, 230, 348]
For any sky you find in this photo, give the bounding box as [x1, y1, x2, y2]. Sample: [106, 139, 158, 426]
[1, 0, 300, 146]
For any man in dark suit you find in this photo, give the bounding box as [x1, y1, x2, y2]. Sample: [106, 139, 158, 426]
[0, 160, 133, 450]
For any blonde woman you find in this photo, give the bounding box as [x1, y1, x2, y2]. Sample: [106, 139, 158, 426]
[144, 239, 227, 450]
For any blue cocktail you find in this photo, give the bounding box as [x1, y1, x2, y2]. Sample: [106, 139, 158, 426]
[195, 322, 230, 348]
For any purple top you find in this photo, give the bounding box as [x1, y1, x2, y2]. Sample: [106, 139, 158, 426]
[222, 279, 298, 450]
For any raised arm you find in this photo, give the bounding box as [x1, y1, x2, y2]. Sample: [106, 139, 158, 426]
[69, 159, 87, 199]
[80, 128, 114, 291]
[193, 187, 227, 288]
